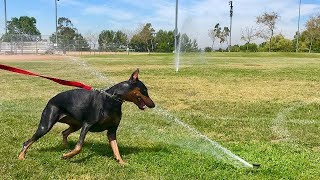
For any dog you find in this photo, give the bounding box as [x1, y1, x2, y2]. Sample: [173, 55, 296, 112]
[18, 69, 155, 165]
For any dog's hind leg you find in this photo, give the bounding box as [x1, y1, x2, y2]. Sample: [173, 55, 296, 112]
[59, 116, 81, 146]
[61, 125, 81, 146]
[62, 122, 92, 159]
[18, 104, 61, 160]
[18, 139, 35, 160]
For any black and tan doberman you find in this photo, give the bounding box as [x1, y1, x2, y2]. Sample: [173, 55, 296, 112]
[18, 69, 155, 165]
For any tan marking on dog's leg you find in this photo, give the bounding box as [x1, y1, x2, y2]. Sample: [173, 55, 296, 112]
[18, 141, 34, 160]
[62, 144, 82, 159]
[109, 140, 125, 165]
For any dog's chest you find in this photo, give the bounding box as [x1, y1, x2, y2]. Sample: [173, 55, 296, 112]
[89, 109, 122, 132]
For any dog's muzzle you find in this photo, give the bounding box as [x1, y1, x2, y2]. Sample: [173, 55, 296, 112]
[138, 96, 155, 110]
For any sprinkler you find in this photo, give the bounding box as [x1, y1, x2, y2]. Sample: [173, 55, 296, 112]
[252, 163, 261, 169]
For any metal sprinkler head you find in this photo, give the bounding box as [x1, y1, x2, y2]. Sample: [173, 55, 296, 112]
[252, 163, 261, 169]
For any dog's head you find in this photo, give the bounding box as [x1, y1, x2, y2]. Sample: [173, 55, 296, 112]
[122, 69, 155, 110]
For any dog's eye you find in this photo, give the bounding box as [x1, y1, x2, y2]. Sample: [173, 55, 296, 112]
[141, 89, 148, 95]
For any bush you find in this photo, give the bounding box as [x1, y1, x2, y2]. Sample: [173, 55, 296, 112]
[230, 45, 240, 52]
[240, 43, 258, 52]
[204, 47, 213, 52]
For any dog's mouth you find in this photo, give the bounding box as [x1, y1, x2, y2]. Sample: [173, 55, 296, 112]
[136, 97, 155, 110]
[137, 99, 147, 110]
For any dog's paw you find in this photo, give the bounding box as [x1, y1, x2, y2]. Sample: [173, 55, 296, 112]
[61, 155, 68, 160]
[119, 160, 127, 166]
[115, 158, 127, 166]
[61, 153, 72, 159]
[18, 153, 26, 160]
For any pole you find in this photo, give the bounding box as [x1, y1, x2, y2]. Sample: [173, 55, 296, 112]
[4, 0, 7, 33]
[55, 0, 58, 47]
[174, 0, 178, 53]
[296, 0, 301, 53]
[229, 1, 233, 52]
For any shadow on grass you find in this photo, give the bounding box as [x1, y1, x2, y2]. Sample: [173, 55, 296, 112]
[37, 140, 170, 163]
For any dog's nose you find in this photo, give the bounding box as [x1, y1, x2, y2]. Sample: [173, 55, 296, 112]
[148, 101, 155, 108]
[145, 97, 155, 108]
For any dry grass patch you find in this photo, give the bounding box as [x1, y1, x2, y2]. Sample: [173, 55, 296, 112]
[150, 76, 320, 110]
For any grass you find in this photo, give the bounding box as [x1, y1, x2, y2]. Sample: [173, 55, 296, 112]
[1, 52, 320, 179]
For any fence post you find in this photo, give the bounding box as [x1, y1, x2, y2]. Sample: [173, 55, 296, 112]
[36, 39, 38, 55]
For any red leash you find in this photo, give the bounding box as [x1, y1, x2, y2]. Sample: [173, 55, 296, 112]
[0, 64, 92, 90]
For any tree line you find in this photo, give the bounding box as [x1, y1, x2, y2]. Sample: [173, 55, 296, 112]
[208, 12, 320, 53]
[217, 12, 320, 53]
[1, 12, 320, 53]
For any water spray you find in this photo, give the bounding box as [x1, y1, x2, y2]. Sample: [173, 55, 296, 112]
[174, 0, 179, 72]
[154, 107, 259, 168]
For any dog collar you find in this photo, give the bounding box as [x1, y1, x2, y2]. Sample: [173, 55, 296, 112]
[94, 89, 124, 103]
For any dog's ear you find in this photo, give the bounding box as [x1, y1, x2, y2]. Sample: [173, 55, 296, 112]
[130, 68, 139, 82]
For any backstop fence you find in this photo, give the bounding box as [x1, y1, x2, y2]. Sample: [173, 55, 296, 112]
[0, 34, 54, 55]
[0, 34, 131, 55]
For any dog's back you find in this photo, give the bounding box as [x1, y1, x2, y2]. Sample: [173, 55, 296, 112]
[49, 89, 103, 115]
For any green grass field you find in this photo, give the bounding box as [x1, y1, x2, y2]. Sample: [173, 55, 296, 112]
[1, 52, 320, 179]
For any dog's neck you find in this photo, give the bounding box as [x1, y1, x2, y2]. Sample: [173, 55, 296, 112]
[101, 81, 132, 103]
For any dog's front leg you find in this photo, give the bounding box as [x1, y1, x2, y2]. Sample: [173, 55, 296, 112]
[107, 131, 125, 165]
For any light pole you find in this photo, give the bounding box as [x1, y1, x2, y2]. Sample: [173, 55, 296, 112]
[4, 0, 7, 33]
[55, 0, 59, 47]
[296, 0, 301, 53]
[229, 1, 233, 52]
[174, 0, 178, 53]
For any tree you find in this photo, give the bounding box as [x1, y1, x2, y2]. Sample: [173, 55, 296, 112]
[208, 23, 220, 51]
[114, 31, 128, 48]
[239, 43, 258, 52]
[294, 31, 309, 52]
[272, 35, 294, 52]
[216, 26, 229, 51]
[204, 46, 213, 52]
[258, 34, 294, 52]
[220, 27, 230, 48]
[1, 16, 41, 42]
[256, 11, 279, 52]
[84, 31, 99, 51]
[50, 17, 90, 52]
[130, 36, 145, 52]
[241, 26, 259, 52]
[154, 30, 174, 52]
[98, 30, 128, 51]
[122, 26, 141, 54]
[75, 33, 90, 51]
[209, 23, 229, 51]
[98, 30, 114, 50]
[140, 23, 155, 53]
[130, 23, 155, 53]
[304, 14, 320, 53]
[230, 45, 240, 52]
[179, 33, 199, 52]
[192, 39, 199, 52]
[271, 34, 294, 52]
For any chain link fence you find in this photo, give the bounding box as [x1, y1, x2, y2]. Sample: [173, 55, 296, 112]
[0, 34, 54, 55]
[0, 34, 132, 55]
